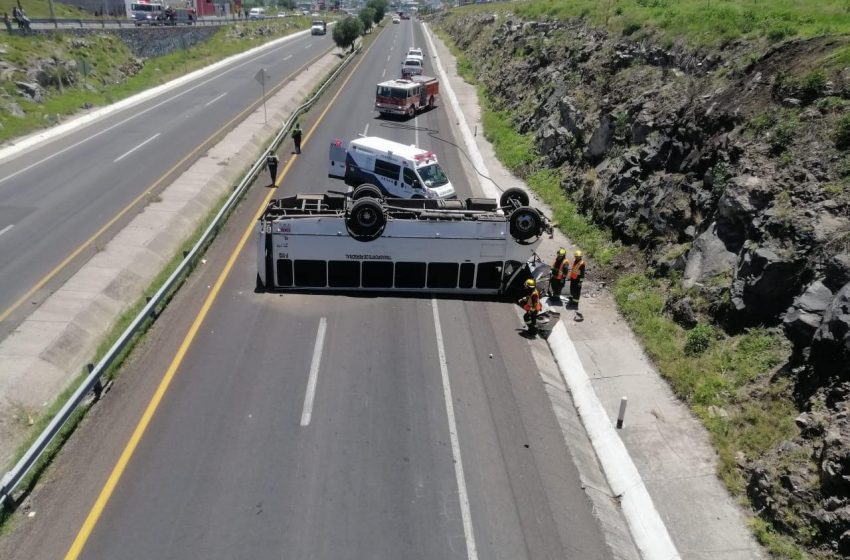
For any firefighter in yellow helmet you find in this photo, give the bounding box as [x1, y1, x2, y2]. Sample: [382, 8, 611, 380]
[549, 248, 568, 298]
[568, 250, 586, 308]
[520, 278, 543, 336]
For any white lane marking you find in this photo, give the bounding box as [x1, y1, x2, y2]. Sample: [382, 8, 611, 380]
[300, 317, 328, 427]
[0, 39, 301, 186]
[113, 133, 161, 163]
[382, 68, 386, 78]
[0, 224, 13, 237]
[387, 54, 391, 62]
[305, 43, 312, 49]
[363, 123, 369, 136]
[431, 299, 478, 560]
[283, 54, 293, 61]
[204, 92, 228, 107]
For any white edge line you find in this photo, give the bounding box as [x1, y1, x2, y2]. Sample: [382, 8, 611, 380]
[363, 123, 369, 136]
[300, 317, 328, 427]
[0, 224, 13, 237]
[204, 92, 228, 107]
[114, 133, 161, 163]
[382, 68, 386, 78]
[0, 28, 317, 164]
[548, 324, 681, 560]
[431, 299, 478, 560]
[283, 54, 293, 61]
[423, 22, 681, 560]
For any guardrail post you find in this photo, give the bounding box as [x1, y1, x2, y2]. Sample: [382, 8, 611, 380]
[89, 363, 104, 400]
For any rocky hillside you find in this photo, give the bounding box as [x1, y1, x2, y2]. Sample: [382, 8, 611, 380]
[432, 9, 850, 559]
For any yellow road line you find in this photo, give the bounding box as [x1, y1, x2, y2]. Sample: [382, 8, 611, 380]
[63, 38, 378, 560]
[0, 46, 330, 325]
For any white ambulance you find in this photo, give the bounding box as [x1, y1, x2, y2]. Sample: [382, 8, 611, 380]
[328, 136, 456, 199]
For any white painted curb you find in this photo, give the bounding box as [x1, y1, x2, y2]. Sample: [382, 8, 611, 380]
[548, 323, 681, 560]
[422, 22, 682, 560]
[0, 27, 315, 163]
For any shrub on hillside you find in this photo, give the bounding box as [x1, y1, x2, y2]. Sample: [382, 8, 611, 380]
[684, 323, 714, 355]
[833, 114, 850, 150]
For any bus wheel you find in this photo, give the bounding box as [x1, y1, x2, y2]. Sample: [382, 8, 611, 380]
[509, 207, 543, 242]
[500, 187, 530, 209]
[347, 198, 387, 241]
[353, 183, 384, 201]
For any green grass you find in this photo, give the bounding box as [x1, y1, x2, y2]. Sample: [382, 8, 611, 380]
[614, 273, 804, 558]
[454, 0, 850, 46]
[0, 0, 88, 18]
[0, 18, 313, 143]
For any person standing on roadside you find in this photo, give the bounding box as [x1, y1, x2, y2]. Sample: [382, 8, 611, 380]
[291, 123, 302, 154]
[266, 152, 279, 186]
[568, 250, 586, 318]
[548, 248, 567, 298]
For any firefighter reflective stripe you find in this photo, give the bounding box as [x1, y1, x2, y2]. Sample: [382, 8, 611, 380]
[523, 290, 542, 312]
[568, 260, 585, 281]
[552, 258, 566, 280]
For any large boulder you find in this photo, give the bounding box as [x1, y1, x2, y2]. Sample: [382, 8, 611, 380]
[15, 81, 42, 103]
[683, 222, 737, 288]
[584, 113, 614, 162]
[810, 283, 850, 379]
[783, 280, 834, 348]
[716, 175, 773, 252]
[825, 254, 850, 292]
[731, 245, 807, 322]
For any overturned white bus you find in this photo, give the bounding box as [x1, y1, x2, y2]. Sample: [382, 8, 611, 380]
[256, 188, 551, 295]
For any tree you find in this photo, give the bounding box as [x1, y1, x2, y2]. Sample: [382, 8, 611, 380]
[358, 7, 375, 33]
[333, 16, 363, 52]
[366, 0, 388, 24]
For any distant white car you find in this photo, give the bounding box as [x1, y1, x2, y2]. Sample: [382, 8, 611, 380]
[406, 48, 423, 62]
[248, 7, 265, 19]
[392, 16, 400, 24]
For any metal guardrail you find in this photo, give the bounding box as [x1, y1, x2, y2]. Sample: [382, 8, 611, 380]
[0, 44, 359, 509]
[25, 16, 244, 30]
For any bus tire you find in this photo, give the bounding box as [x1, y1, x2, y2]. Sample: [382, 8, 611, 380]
[500, 187, 529, 209]
[347, 198, 386, 241]
[509, 207, 543, 242]
[353, 183, 384, 201]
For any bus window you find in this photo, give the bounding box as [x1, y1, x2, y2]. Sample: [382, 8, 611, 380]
[362, 261, 394, 288]
[329, 260, 360, 288]
[476, 261, 502, 289]
[395, 262, 426, 288]
[427, 262, 459, 289]
[294, 260, 327, 287]
[276, 259, 293, 287]
[459, 263, 475, 289]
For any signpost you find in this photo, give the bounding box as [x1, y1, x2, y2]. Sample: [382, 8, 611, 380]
[255, 67, 268, 123]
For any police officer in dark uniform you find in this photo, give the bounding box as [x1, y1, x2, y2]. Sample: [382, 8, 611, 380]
[266, 152, 279, 186]
[291, 123, 302, 154]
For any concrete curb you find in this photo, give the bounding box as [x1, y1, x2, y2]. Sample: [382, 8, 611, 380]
[422, 22, 680, 560]
[548, 323, 681, 560]
[0, 27, 313, 163]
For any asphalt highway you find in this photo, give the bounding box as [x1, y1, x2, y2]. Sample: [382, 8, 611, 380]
[0, 28, 332, 337]
[0, 21, 614, 560]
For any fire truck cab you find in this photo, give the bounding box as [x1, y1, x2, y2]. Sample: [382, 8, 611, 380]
[375, 75, 439, 118]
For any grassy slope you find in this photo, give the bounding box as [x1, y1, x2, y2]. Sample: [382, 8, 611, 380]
[0, 17, 313, 143]
[437, 1, 831, 557]
[0, 0, 88, 18]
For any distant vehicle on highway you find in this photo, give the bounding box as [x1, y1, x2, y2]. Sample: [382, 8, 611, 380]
[128, 0, 165, 26]
[256, 190, 549, 294]
[329, 136, 455, 199]
[162, 6, 195, 25]
[401, 57, 423, 77]
[311, 20, 327, 35]
[392, 16, 400, 24]
[405, 47, 423, 62]
[248, 7, 266, 19]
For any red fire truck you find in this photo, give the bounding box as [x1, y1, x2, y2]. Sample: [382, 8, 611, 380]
[374, 75, 439, 119]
